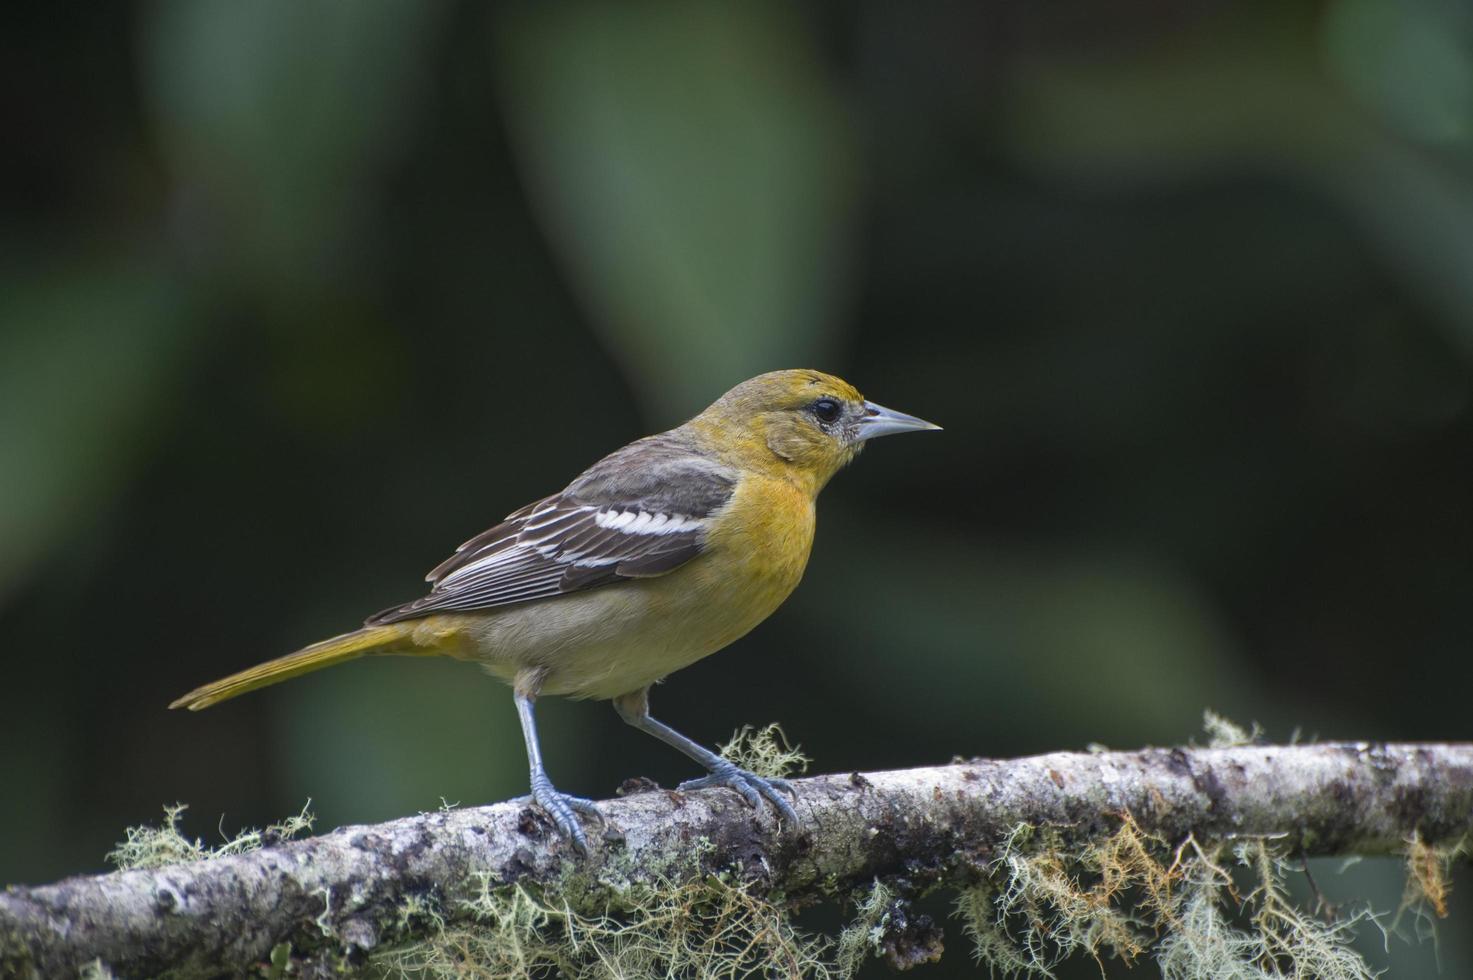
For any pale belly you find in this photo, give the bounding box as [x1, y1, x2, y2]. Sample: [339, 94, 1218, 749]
[428, 476, 816, 701]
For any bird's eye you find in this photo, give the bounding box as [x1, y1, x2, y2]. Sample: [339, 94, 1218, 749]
[811, 397, 842, 424]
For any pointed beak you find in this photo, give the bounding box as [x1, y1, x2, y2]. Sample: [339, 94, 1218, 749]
[855, 401, 942, 442]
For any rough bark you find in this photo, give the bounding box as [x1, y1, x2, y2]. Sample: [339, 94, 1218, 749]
[3, 742, 1471, 978]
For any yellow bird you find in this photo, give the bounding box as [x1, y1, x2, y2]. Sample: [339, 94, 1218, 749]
[172, 369, 939, 852]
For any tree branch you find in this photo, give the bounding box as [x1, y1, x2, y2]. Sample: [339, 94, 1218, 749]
[4, 742, 1471, 977]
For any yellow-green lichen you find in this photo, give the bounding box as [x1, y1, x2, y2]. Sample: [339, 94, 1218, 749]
[106, 802, 314, 871]
[1200, 709, 1261, 749]
[1401, 829, 1466, 921]
[834, 879, 894, 977]
[717, 723, 810, 780]
[955, 819, 1380, 980]
[376, 872, 837, 980]
[78, 959, 115, 980]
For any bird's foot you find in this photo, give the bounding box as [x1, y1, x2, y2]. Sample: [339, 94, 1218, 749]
[523, 781, 603, 855]
[679, 761, 798, 824]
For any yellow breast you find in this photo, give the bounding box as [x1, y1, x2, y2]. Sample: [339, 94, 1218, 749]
[699, 473, 816, 613]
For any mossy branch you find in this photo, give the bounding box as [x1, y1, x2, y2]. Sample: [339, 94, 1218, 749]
[3, 742, 1471, 978]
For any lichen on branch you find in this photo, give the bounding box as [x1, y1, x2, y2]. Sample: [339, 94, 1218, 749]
[3, 738, 1471, 978]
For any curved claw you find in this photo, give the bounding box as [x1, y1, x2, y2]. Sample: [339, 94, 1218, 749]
[524, 783, 601, 855]
[679, 762, 800, 824]
[762, 776, 797, 797]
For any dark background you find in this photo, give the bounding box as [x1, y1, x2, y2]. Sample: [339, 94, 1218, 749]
[3, 2, 1471, 976]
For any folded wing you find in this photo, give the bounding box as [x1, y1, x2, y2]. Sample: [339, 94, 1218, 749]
[365, 435, 736, 625]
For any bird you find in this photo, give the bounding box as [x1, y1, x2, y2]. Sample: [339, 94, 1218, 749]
[171, 369, 940, 852]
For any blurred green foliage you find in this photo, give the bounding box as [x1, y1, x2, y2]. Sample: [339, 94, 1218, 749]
[2, 2, 1471, 975]
[498, 2, 856, 416]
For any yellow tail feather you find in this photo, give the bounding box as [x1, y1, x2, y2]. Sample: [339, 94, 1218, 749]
[170, 623, 421, 711]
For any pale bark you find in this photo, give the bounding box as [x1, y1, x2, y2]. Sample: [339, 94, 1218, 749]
[3, 742, 1471, 978]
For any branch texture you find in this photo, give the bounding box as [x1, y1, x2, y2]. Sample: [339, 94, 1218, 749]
[4, 742, 1471, 977]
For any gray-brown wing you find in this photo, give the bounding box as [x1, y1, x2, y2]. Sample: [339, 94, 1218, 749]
[365, 437, 735, 625]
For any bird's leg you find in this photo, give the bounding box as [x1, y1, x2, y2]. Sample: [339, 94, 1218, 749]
[612, 688, 798, 824]
[514, 687, 600, 854]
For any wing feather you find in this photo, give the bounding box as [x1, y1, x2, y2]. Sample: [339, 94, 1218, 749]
[365, 438, 736, 625]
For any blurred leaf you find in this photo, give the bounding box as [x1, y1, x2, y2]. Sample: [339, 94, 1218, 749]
[497, 1, 857, 417]
[141, 0, 444, 293]
[1000, 6, 1473, 361]
[1334, 139, 1473, 362]
[1323, 0, 1473, 145]
[0, 252, 189, 599]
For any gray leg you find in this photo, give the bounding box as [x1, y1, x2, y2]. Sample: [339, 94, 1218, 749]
[612, 688, 797, 824]
[514, 690, 600, 854]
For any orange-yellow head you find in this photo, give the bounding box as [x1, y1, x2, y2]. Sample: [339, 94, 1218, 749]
[688, 369, 940, 493]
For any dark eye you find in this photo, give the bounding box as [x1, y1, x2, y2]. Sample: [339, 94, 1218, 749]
[811, 397, 842, 424]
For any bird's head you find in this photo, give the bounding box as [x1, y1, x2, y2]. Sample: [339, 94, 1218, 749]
[691, 369, 940, 494]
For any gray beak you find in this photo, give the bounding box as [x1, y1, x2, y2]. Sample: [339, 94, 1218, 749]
[855, 400, 942, 442]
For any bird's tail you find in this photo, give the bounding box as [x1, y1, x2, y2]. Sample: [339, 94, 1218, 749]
[170, 622, 425, 711]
